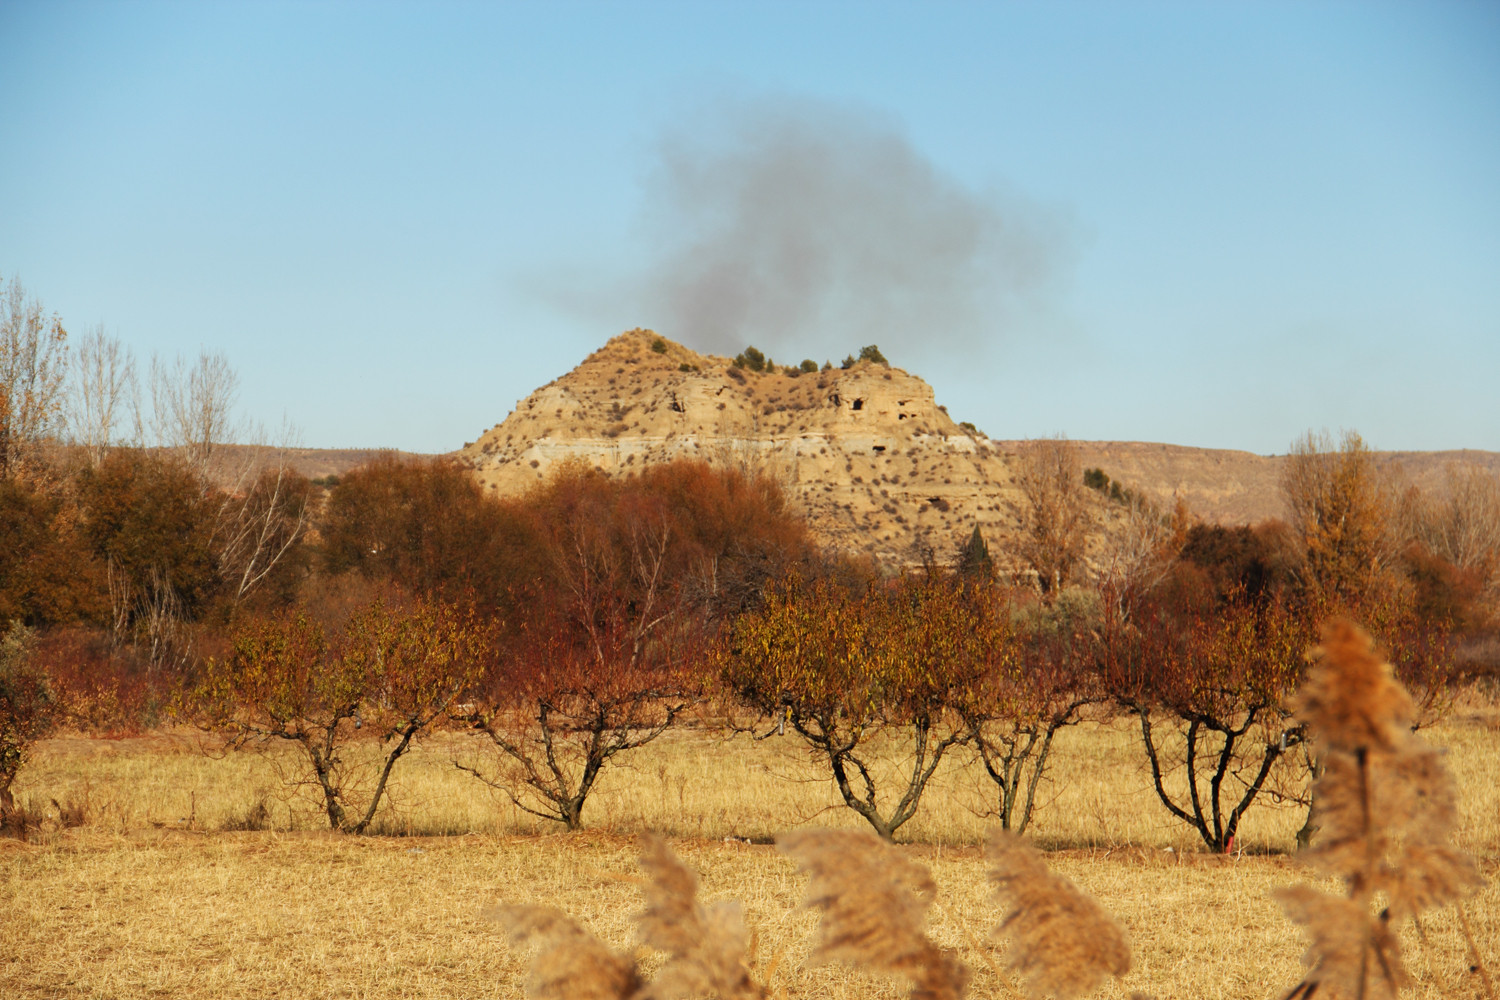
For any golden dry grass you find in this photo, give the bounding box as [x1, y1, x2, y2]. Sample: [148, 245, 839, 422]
[4, 709, 1498, 999]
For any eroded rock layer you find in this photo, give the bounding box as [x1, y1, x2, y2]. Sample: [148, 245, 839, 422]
[460, 329, 1030, 564]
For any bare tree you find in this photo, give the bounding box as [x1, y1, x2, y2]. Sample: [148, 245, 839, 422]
[1097, 489, 1190, 620]
[67, 325, 137, 469]
[1406, 464, 1500, 584]
[211, 441, 312, 609]
[142, 351, 306, 608]
[147, 350, 240, 478]
[0, 274, 69, 481]
[1012, 435, 1091, 597]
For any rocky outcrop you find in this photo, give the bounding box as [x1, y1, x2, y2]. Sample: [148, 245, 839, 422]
[460, 329, 1032, 564]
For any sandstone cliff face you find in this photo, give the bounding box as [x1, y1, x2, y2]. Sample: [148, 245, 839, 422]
[460, 329, 1033, 564]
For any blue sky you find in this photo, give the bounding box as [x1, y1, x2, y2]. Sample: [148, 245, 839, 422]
[2, 1, 1497, 454]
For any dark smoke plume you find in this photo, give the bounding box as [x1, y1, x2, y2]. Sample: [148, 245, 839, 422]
[629, 96, 1069, 361]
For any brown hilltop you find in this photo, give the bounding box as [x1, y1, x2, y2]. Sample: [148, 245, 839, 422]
[459, 329, 1036, 564]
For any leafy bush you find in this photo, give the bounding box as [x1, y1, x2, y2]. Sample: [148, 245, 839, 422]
[321, 454, 539, 610]
[40, 627, 165, 735]
[732, 346, 766, 372]
[0, 622, 55, 827]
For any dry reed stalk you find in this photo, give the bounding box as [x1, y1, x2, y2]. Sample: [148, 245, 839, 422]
[777, 828, 969, 1000]
[486, 903, 640, 1000]
[1276, 619, 1487, 1000]
[986, 829, 1131, 1000]
[1458, 904, 1499, 1000]
[634, 832, 766, 999]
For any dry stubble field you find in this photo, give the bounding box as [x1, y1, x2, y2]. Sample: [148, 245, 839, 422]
[3, 708, 1498, 1000]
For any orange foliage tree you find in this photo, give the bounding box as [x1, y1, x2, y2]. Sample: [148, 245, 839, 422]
[1281, 431, 1397, 601]
[321, 454, 538, 607]
[199, 599, 487, 833]
[1103, 591, 1314, 852]
[628, 459, 817, 621]
[955, 591, 1097, 834]
[0, 476, 102, 627]
[76, 449, 218, 670]
[723, 573, 984, 841]
[454, 461, 794, 830]
[458, 608, 702, 830]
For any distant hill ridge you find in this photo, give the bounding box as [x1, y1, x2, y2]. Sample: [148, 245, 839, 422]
[1039, 441, 1500, 529]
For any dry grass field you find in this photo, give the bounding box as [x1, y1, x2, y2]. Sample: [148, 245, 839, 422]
[4, 707, 1498, 999]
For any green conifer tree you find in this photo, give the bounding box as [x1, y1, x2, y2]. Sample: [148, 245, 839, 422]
[958, 524, 994, 580]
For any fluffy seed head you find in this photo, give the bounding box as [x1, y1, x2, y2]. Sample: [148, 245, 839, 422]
[777, 828, 967, 1000]
[1274, 885, 1408, 1000]
[987, 829, 1131, 1000]
[1295, 619, 1414, 752]
[487, 904, 640, 1000]
[634, 833, 765, 1000]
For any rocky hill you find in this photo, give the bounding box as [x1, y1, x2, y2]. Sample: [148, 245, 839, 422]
[451, 328, 1499, 566]
[459, 329, 1037, 564]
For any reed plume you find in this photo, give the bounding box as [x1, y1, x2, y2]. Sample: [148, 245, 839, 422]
[987, 829, 1131, 1000]
[777, 828, 969, 1000]
[1276, 619, 1486, 1000]
[634, 832, 765, 1000]
[486, 903, 641, 1000]
[1292, 618, 1415, 754]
